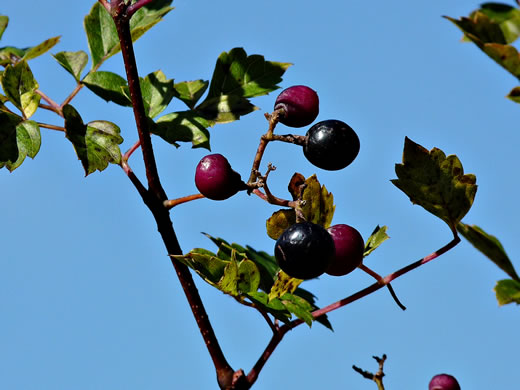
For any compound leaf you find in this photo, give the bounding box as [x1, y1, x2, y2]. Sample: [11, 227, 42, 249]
[1, 60, 40, 118]
[281, 293, 315, 327]
[196, 94, 257, 124]
[246, 291, 292, 323]
[392, 137, 477, 232]
[268, 270, 302, 301]
[494, 279, 520, 306]
[174, 79, 208, 109]
[173, 249, 228, 287]
[53, 51, 89, 81]
[63, 104, 123, 176]
[364, 225, 390, 257]
[457, 223, 519, 281]
[154, 111, 211, 149]
[82, 71, 131, 106]
[84, 2, 119, 68]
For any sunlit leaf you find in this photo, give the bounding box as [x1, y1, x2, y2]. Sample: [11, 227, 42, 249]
[268, 270, 302, 301]
[246, 291, 292, 323]
[494, 279, 520, 306]
[82, 71, 131, 106]
[84, 2, 119, 68]
[392, 137, 477, 232]
[266, 209, 296, 240]
[363, 225, 390, 257]
[0, 46, 27, 66]
[457, 223, 519, 281]
[0, 111, 40, 171]
[1, 60, 40, 118]
[281, 293, 314, 327]
[129, 0, 174, 42]
[23, 36, 60, 61]
[470, 3, 520, 44]
[0, 15, 9, 41]
[196, 94, 258, 124]
[53, 51, 89, 81]
[174, 79, 208, 109]
[63, 104, 123, 175]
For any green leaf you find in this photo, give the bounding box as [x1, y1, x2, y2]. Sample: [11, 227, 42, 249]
[84, 2, 119, 68]
[445, 13, 507, 45]
[82, 71, 131, 106]
[281, 293, 315, 327]
[84, 1, 174, 69]
[196, 94, 258, 124]
[0, 15, 8, 41]
[268, 271, 302, 301]
[205, 47, 291, 99]
[217, 257, 240, 296]
[154, 111, 211, 149]
[63, 104, 123, 176]
[0, 46, 28, 66]
[128, 0, 174, 43]
[1, 60, 40, 118]
[471, 3, 520, 44]
[265, 174, 335, 240]
[364, 225, 390, 257]
[494, 279, 520, 306]
[457, 223, 519, 281]
[237, 259, 261, 294]
[506, 86, 520, 103]
[0, 110, 41, 171]
[245, 291, 292, 323]
[266, 209, 297, 240]
[173, 249, 228, 287]
[174, 80, 209, 109]
[23, 36, 60, 61]
[391, 137, 477, 232]
[53, 51, 89, 81]
[123, 70, 176, 118]
[293, 288, 333, 330]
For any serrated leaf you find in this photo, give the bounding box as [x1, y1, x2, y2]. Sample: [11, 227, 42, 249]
[281, 293, 315, 327]
[457, 223, 519, 281]
[1, 60, 40, 118]
[494, 279, 520, 306]
[391, 137, 477, 232]
[82, 71, 131, 106]
[266, 209, 296, 240]
[174, 80, 208, 109]
[364, 225, 390, 257]
[196, 94, 258, 124]
[173, 249, 228, 287]
[301, 174, 335, 227]
[122, 70, 176, 118]
[63, 104, 123, 176]
[23, 36, 60, 61]
[205, 47, 291, 99]
[268, 271, 302, 301]
[84, 2, 119, 68]
[0, 111, 41, 171]
[53, 51, 89, 81]
[0, 15, 8, 41]
[154, 111, 211, 149]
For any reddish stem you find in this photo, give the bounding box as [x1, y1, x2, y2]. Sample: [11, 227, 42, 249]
[164, 193, 205, 209]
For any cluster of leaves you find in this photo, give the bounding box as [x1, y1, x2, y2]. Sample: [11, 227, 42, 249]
[446, 2, 520, 103]
[0, 1, 290, 174]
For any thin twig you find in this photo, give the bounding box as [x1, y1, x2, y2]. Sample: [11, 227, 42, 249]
[38, 123, 65, 132]
[164, 193, 205, 209]
[36, 89, 62, 116]
[358, 264, 406, 310]
[127, 0, 155, 18]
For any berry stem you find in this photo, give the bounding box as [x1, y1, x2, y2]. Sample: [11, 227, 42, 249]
[123, 140, 141, 162]
[359, 264, 406, 310]
[164, 193, 205, 209]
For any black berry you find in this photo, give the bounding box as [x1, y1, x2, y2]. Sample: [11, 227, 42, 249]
[303, 119, 360, 170]
[274, 222, 335, 280]
[274, 85, 319, 128]
[195, 154, 245, 200]
[326, 224, 364, 277]
[429, 374, 461, 390]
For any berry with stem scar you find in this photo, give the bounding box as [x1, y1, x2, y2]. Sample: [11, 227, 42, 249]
[274, 85, 319, 128]
[195, 154, 246, 201]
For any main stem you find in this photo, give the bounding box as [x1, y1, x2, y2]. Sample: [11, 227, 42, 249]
[112, 9, 234, 387]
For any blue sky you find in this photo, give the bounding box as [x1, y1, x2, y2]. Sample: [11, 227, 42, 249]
[1, 1, 519, 389]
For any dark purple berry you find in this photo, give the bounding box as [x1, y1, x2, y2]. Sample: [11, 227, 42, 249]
[274, 222, 335, 280]
[303, 119, 360, 170]
[195, 154, 245, 200]
[274, 85, 319, 128]
[429, 374, 461, 390]
[326, 224, 364, 276]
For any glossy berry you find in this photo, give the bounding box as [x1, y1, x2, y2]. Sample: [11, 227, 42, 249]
[326, 224, 364, 276]
[274, 85, 319, 128]
[429, 374, 461, 390]
[303, 119, 360, 170]
[274, 222, 335, 280]
[195, 154, 245, 201]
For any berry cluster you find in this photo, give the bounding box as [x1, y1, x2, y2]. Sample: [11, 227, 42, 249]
[194, 85, 364, 280]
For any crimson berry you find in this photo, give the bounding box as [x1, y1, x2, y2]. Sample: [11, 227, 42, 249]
[429, 374, 461, 390]
[326, 224, 364, 276]
[195, 154, 245, 200]
[303, 119, 360, 170]
[274, 222, 335, 280]
[274, 85, 319, 128]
